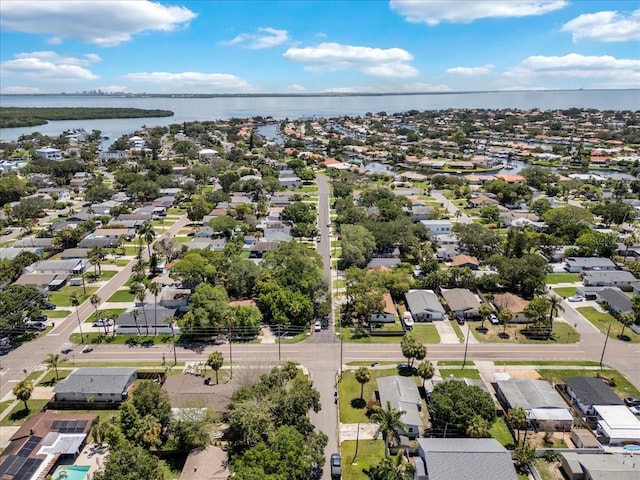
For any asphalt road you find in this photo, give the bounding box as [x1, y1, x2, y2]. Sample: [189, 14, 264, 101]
[431, 191, 472, 224]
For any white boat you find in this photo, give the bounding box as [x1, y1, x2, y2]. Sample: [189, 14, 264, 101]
[402, 311, 414, 328]
[503, 163, 516, 169]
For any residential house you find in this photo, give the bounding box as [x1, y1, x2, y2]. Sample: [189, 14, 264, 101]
[405, 289, 446, 321]
[278, 169, 302, 189]
[595, 288, 633, 315]
[411, 204, 432, 222]
[441, 288, 481, 318]
[35, 147, 62, 160]
[467, 195, 500, 208]
[12, 237, 53, 250]
[376, 376, 422, 439]
[565, 257, 617, 273]
[14, 273, 68, 291]
[159, 288, 191, 310]
[592, 405, 640, 445]
[366, 257, 401, 269]
[492, 292, 530, 323]
[35, 188, 71, 201]
[178, 445, 231, 480]
[0, 412, 97, 480]
[583, 270, 638, 288]
[450, 254, 479, 270]
[564, 377, 623, 417]
[370, 292, 397, 324]
[420, 220, 452, 237]
[560, 452, 640, 480]
[494, 377, 573, 430]
[414, 438, 517, 480]
[54, 367, 136, 403]
[115, 307, 177, 334]
[26, 259, 89, 276]
[249, 241, 280, 259]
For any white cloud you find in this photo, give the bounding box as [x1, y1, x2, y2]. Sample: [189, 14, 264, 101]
[562, 9, 640, 42]
[124, 71, 253, 91]
[220, 27, 289, 49]
[446, 64, 495, 75]
[283, 42, 419, 78]
[0, 51, 100, 81]
[390, 0, 567, 25]
[0, 86, 47, 94]
[0, 0, 196, 46]
[286, 83, 306, 92]
[505, 53, 640, 83]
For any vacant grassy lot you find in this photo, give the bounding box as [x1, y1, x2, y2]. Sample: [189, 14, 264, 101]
[439, 368, 481, 379]
[1, 400, 49, 426]
[537, 368, 640, 398]
[48, 286, 97, 307]
[577, 306, 640, 343]
[545, 273, 581, 284]
[344, 324, 439, 344]
[106, 290, 135, 303]
[553, 287, 577, 298]
[341, 440, 385, 480]
[470, 321, 579, 344]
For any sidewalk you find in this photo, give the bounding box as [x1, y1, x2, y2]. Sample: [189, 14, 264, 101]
[434, 321, 461, 344]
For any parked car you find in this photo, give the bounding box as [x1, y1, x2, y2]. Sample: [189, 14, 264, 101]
[3, 229, 13, 235]
[455, 315, 465, 325]
[330, 453, 341, 479]
[41, 302, 56, 310]
[489, 313, 499, 325]
[25, 321, 46, 331]
[314, 320, 322, 332]
[92, 318, 114, 327]
[81, 346, 93, 353]
[624, 397, 640, 407]
[33, 314, 48, 322]
[568, 295, 584, 302]
[630, 406, 640, 415]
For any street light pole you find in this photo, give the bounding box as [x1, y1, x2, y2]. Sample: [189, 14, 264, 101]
[228, 325, 233, 380]
[462, 320, 470, 370]
[600, 323, 611, 368]
[277, 324, 281, 363]
[172, 324, 177, 366]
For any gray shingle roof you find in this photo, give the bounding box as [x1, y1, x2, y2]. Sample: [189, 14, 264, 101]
[441, 288, 480, 313]
[596, 288, 633, 313]
[417, 438, 517, 480]
[405, 290, 445, 316]
[54, 368, 136, 396]
[565, 377, 623, 407]
[496, 378, 567, 410]
[377, 375, 422, 428]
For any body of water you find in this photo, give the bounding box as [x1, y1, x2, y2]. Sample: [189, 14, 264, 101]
[1, 90, 638, 143]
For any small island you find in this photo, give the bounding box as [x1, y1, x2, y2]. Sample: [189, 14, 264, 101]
[0, 107, 174, 128]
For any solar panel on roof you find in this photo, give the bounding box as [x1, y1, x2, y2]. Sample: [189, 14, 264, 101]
[17, 437, 41, 457]
[4, 456, 27, 475]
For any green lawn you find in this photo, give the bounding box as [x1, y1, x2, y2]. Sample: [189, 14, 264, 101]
[553, 287, 577, 298]
[168, 207, 187, 215]
[38, 369, 72, 386]
[437, 360, 474, 366]
[106, 290, 135, 303]
[48, 286, 98, 307]
[86, 308, 126, 323]
[1, 400, 49, 426]
[439, 368, 481, 379]
[343, 324, 439, 344]
[0, 400, 14, 415]
[489, 418, 514, 447]
[577, 306, 640, 343]
[341, 440, 385, 480]
[449, 320, 465, 343]
[175, 236, 192, 243]
[70, 332, 175, 346]
[470, 321, 579, 344]
[98, 270, 118, 280]
[494, 360, 601, 366]
[47, 310, 71, 318]
[413, 324, 441, 344]
[339, 368, 405, 423]
[545, 273, 581, 284]
[49, 408, 118, 424]
[537, 368, 640, 399]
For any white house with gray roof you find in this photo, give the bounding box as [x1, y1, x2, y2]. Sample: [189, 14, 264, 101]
[565, 257, 616, 273]
[405, 289, 445, 321]
[415, 438, 517, 480]
[376, 375, 422, 440]
[583, 270, 638, 288]
[54, 367, 136, 403]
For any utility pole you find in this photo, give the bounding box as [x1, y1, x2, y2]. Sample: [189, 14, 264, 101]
[172, 324, 177, 365]
[462, 320, 470, 370]
[600, 323, 611, 368]
[277, 324, 281, 362]
[228, 325, 233, 380]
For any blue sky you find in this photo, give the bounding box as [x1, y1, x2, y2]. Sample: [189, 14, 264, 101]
[0, 1, 638, 94]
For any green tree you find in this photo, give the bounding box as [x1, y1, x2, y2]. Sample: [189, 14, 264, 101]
[170, 404, 218, 452]
[45, 353, 63, 380]
[478, 303, 493, 329]
[138, 223, 156, 259]
[355, 366, 371, 400]
[619, 312, 635, 339]
[187, 194, 212, 223]
[499, 308, 514, 336]
[88, 246, 106, 275]
[13, 379, 33, 411]
[93, 442, 163, 480]
[513, 441, 536, 473]
[147, 281, 162, 336]
[134, 284, 149, 334]
[429, 380, 496, 430]
[542, 205, 593, 243]
[136, 414, 162, 449]
[207, 351, 224, 384]
[466, 414, 490, 438]
[209, 215, 237, 239]
[370, 401, 406, 451]
[400, 332, 425, 368]
[452, 223, 502, 260]
[524, 296, 550, 327]
[363, 453, 414, 480]
[341, 224, 377, 268]
[417, 360, 435, 389]
[506, 407, 527, 445]
[130, 380, 171, 427]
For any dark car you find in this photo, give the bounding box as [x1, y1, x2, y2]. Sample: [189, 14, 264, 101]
[42, 302, 56, 310]
[624, 397, 640, 407]
[455, 315, 465, 325]
[330, 453, 341, 479]
[33, 314, 48, 322]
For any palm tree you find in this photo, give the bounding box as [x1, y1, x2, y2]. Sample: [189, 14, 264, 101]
[370, 401, 406, 452]
[147, 282, 162, 336]
[623, 235, 635, 261]
[416, 360, 435, 389]
[207, 351, 224, 384]
[89, 294, 106, 335]
[131, 308, 142, 336]
[135, 284, 149, 335]
[498, 308, 514, 337]
[619, 312, 635, 339]
[506, 407, 528, 445]
[545, 294, 564, 336]
[88, 246, 106, 276]
[139, 223, 156, 259]
[478, 303, 492, 329]
[465, 414, 490, 438]
[13, 379, 34, 411]
[355, 366, 371, 400]
[70, 292, 84, 344]
[45, 353, 62, 380]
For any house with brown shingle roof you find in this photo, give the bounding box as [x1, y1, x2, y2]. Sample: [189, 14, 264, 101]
[492, 292, 530, 323]
[451, 254, 479, 270]
[371, 292, 397, 323]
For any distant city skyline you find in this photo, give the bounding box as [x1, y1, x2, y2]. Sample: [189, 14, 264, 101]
[0, 0, 638, 95]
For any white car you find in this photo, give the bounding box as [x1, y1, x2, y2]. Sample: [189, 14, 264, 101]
[568, 295, 584, 302]
[314, 321, 322, 332]
[92, 318, 114, 327]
